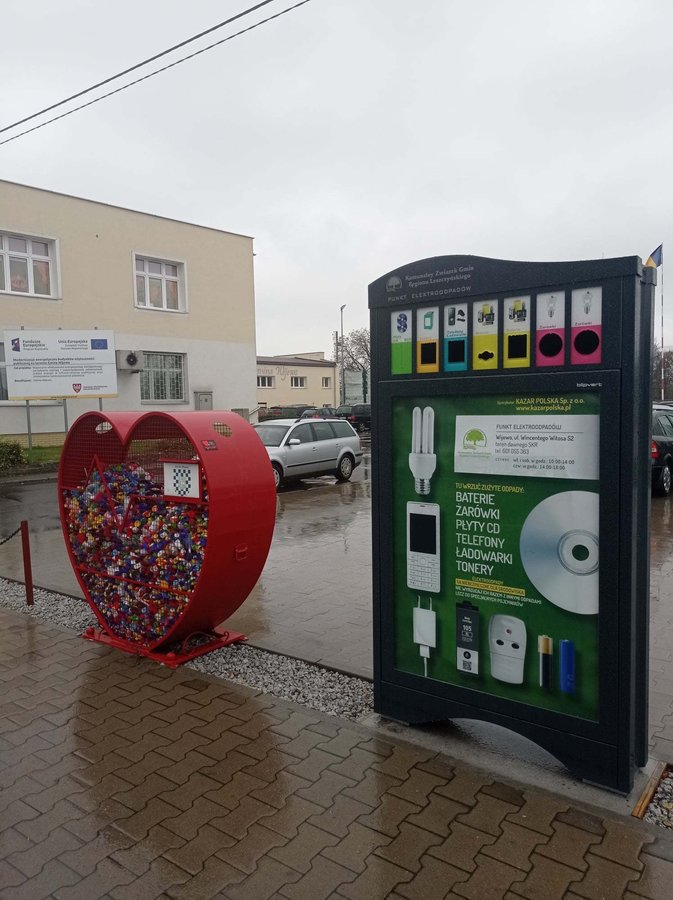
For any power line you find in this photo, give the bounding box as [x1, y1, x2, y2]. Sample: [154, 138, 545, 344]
[0, 0, 279, 137]
[0, 0, 311, 147]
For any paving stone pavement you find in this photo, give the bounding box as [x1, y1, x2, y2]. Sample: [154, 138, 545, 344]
[2, 606, 673, 900]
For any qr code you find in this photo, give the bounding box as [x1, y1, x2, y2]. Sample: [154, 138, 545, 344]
[171, 466, 194, 496]
[462, 660, 472, 672]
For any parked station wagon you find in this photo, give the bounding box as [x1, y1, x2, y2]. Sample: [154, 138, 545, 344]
[253, 418, 362, 489]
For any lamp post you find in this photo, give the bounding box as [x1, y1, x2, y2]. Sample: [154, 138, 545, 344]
[340, 304, 346, 405]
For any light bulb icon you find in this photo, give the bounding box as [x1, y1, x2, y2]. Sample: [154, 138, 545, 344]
[547, 295, 557, 318]
[409, 406, 436, 495]
[583, 291, 592, 315]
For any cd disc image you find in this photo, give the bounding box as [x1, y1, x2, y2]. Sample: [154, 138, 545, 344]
[519, 491, 599, 615]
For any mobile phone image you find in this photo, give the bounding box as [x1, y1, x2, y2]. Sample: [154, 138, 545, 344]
[407, 501, 440, 593]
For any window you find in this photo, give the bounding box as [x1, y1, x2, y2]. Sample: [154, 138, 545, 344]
[332, 420, 354, 438]
[140, 352, 185, 402]
[1, 232, 55, 297]
[322, 377, 331, 388]
[291, 376, 306, 388]
[288, 424, 313, 444]
[312, 422, 334, 441]
[135, 255, 184, 311]
[257, 375, 275, 388]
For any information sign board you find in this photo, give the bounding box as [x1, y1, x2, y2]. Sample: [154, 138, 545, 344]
[3, 330, 117, 399]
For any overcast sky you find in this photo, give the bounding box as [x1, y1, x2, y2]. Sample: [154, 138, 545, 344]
[2, 0, 672, 354]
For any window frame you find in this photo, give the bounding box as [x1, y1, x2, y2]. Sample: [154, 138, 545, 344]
[133, 252, 187, 313]
[140, 351, 187, 403]
[290, 375, 307, 389]
[257, 375, 275, 388]
[0, 230, 59, 299]
[322, 376, 331, 388]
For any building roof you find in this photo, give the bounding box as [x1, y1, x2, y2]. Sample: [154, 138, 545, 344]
[257, 355, 336, 368]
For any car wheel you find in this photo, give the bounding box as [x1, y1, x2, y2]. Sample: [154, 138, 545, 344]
[655, 462, 672, 496]
[272, 463, 283, 491]
[336, 454, 354, 482]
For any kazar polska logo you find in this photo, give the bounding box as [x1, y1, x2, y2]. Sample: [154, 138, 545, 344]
[72, 383, 82, 394]
[462, 428, 487, 450]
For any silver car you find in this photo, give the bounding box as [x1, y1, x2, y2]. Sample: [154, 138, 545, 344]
[254, 418, 362, 490]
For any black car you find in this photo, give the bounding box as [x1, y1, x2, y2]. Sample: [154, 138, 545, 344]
[258, 404, 314, 421]
[335, 403, 371, 433]
[299, 407, 338, 419]
[652, 403, 673, 495]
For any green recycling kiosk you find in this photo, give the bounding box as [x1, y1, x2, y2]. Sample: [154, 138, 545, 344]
[369, 255, 654, 792]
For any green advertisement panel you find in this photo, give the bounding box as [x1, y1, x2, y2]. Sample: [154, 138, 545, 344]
[393, 391, 600, 720]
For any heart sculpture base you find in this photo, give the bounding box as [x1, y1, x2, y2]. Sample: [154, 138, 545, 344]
[82, 624, 246, 669]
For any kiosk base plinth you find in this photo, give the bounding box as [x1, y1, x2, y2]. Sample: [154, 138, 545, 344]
[81, 625, 246, 667]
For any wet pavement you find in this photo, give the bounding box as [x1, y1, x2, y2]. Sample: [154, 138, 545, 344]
[1, 606, 673, 899]
[5, 455, 673, 894]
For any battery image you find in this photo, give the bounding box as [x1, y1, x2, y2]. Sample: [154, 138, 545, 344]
[538, 635, 553, 689]
[559, 640, 576, 695]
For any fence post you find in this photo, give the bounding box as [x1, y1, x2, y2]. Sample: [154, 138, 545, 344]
[20, 521, 34, 606]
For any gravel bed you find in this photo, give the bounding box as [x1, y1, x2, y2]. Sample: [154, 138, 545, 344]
[0, 576, 373, 721]
[644, 767, 673, 829]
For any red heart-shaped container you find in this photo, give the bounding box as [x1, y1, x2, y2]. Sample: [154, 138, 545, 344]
[58, 411, 275, 652]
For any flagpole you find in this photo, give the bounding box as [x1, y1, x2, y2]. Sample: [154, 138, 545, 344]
[662, 257, 666, 400]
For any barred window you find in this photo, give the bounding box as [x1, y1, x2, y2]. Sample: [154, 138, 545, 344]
[140, 352, 185, 402]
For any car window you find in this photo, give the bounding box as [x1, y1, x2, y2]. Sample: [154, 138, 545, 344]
[254, 424, 290, 446]
[312, 422, 335, 441]
[331, 420, 354, 438]
[336, 406, 351, 415]
[288, 423, 314, 443]
[654, 413, 673, 437]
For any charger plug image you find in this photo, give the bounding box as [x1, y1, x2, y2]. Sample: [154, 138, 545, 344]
[413, 597, 436, 678]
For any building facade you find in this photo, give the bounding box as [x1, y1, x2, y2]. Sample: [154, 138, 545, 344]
[0, 180, 257, 444]
[256, 353, 337, 409]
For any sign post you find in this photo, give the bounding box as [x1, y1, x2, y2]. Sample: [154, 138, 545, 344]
[369, 255, 654, 793]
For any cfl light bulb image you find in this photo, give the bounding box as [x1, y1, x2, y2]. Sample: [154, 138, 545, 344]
[583, 291, 592, 315]
[547, 295, 557, 318]
[409, 406, 436, 495]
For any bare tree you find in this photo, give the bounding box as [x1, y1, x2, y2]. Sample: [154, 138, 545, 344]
[341, 328, 370, 371]
[652, 342, 673, 401]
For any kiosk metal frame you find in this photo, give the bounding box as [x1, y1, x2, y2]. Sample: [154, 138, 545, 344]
[369, 256, 654, 792]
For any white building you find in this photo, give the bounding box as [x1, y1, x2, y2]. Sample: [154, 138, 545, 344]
[256, 353, 337, 409]
[0, 180, 257, 444]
